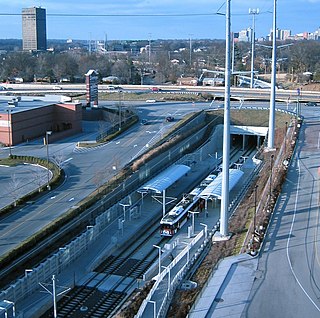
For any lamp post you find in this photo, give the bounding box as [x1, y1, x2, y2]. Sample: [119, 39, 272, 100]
[6, 108, 12, 157]
[153, 245, 161, 277]
[268, 0, 277, 149]
[249, 8, 259, 88]
[46, 131, 52, 190]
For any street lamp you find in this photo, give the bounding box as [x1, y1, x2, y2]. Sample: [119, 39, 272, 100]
[153, 245, 161, 277]
[46, 131, 52, 190]
[249, 8, 259, 88]
[6, 108, 12, 157]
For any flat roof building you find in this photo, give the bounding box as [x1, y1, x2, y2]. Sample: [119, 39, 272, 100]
[0, 96, 82, 146]
[22, 7, 47, 51]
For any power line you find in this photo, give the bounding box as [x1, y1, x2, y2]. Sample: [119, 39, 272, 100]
[0, 11, 271, 18]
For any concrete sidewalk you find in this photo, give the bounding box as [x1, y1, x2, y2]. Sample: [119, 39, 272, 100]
[188, 254, 258, 318]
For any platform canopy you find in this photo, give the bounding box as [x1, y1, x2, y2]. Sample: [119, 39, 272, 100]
[199, 169, 244, 200]
[138, 164, 191, 194]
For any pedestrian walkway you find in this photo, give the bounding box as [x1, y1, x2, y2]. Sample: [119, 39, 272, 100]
[188, 254, 258, 318]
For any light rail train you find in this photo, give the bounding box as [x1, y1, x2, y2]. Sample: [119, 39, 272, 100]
[159, 175, 216, 237]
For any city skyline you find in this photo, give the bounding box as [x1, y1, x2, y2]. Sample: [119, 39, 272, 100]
[0, 1, 319, 41]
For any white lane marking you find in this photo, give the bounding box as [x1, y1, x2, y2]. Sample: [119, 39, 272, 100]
[63, 158, 73, 163]
[286, 158, 320, 312]
[318, 131, 320, 150]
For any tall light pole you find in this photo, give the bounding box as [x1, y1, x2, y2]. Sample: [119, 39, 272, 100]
[249, 8, 259, 88]
[6, 108, 12, 157]
[46, 131, 52, 190]
[220, 0, 231, 237]
[268, 0, 277, 149]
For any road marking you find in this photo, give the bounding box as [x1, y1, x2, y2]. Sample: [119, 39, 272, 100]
[63, 158, 73, 163]
[286, 158, 320, 312]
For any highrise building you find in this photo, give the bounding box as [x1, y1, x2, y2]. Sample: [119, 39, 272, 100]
[22, 7, 47, 51]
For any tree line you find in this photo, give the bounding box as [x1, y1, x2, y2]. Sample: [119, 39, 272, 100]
[0, 39, 319, 84]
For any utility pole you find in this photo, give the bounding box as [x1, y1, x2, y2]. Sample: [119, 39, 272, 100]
[268, 0, 277, 149]
[189, 34, 193, 67]
[220, 0, 231, 237]
[249, 8, 259, 88]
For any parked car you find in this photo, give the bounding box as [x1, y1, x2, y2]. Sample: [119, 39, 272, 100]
[166, 116, 174, 122]
[305, 101, 317, 107]
[52, 85, 62, 90]
[151, 87, 161, 92]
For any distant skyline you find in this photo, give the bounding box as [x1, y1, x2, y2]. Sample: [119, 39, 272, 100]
[0, 1, 319, 41]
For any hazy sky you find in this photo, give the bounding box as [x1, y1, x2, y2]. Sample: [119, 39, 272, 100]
[0, 0, 319, 41]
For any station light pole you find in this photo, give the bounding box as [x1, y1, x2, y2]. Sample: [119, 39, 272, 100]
[249, 8, 259, 88]
[220, 0, 231, 237]
[268, 0, 277, 150]
[46, 131, 52, 190]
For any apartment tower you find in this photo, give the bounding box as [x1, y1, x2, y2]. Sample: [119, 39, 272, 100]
[22, 7, 47, 51]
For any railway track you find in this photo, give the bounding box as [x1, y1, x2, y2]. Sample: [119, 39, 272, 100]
[41, 218, 169, 318]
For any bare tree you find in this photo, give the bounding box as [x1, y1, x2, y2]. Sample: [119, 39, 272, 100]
[8, 174, 22, 206]
[32, 167, 47, 192]
[51, 152, 65, 173]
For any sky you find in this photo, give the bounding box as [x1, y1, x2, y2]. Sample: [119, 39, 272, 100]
[0, 0, 319, 41]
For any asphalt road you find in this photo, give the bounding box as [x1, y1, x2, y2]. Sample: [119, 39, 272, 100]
[243, 106, 320, 317]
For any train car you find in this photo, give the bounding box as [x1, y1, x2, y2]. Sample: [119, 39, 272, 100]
[160, 173, 217, 237]
[160, 191, 202, 237]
